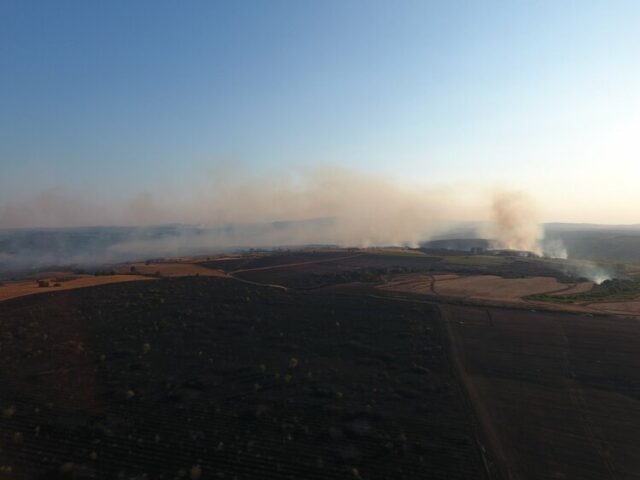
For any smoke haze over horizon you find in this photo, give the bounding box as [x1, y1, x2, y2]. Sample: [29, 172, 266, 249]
[2, 1, 640, 229]
[1, 1, 639, 265]
[1, 164, 638, 271]
[0, 163, 564, 270]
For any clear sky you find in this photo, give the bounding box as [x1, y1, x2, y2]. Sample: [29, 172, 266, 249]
[1, 0, 639, 226]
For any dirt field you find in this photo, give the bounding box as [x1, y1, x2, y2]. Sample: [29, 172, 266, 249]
[549, 280, 595, 296]
[0, 274, 152, 302]
[435, 275, 592, 301]
[443, 304, 640, 479]
[378, 273, 593, 303]
[589, 301, 640, 315]
[0, 262, 227, 303]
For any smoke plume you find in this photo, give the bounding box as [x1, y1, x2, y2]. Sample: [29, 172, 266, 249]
[486, 190, 543, 253]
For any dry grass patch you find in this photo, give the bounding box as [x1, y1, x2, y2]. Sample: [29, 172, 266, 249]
[0, 275, 153, 302]
[435, 275, 581, 301]
[380, 274, 582, 301]
[378, 273, 594, 304]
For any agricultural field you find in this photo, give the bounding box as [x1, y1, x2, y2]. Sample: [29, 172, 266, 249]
[378, 273, 594, 304]
[443, 304, 640, 479]
[2, 248, 640, 479]
[0, 274, 153, 302]
[219, 250, 579, 292]
[0, 259, 226, 303]
[433, 275, 591, 302]
[589, 301, 640, 315]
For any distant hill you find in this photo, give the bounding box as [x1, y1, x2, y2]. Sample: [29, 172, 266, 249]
[0, 219, 337, 274]
[428, 223, 640, 262]
[544, 228, 640, 262]
[3, 221, 640, 275]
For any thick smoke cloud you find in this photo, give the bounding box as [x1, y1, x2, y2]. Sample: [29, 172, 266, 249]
[0, 175, 627, 285]
[485, 190, 543, 253]
[477, 190, 615, 283]
[2, 167, 456, 242]
[484, 190, 568, 260]
[0, 167, 465, 271]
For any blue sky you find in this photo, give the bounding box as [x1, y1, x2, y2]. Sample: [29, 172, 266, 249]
[1, 1, 639, 225]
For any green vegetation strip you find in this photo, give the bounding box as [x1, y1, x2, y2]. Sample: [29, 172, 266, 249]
[530, 279, 640, 304]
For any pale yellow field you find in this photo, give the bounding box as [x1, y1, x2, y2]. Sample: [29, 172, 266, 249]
[379, 273, 593, 303]
[0, 260, 226, 303]
[434, 275, 589, 301]
[0, 275, 153, 302]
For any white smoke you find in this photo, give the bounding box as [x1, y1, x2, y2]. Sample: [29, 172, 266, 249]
[483, 190, 543, 254]
[0, 167, 454, 248]
[567, 260, 613, 284]
[540, 238, 568, 259]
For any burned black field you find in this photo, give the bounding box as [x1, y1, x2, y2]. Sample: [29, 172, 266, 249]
[220, 252, 576, 290]
[2, 249, 640, 480]
[0, 276, 485, 479]
[444, 304, 640, 480]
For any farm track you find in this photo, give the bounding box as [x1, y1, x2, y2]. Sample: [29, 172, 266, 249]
[439, 305, 513, 480]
